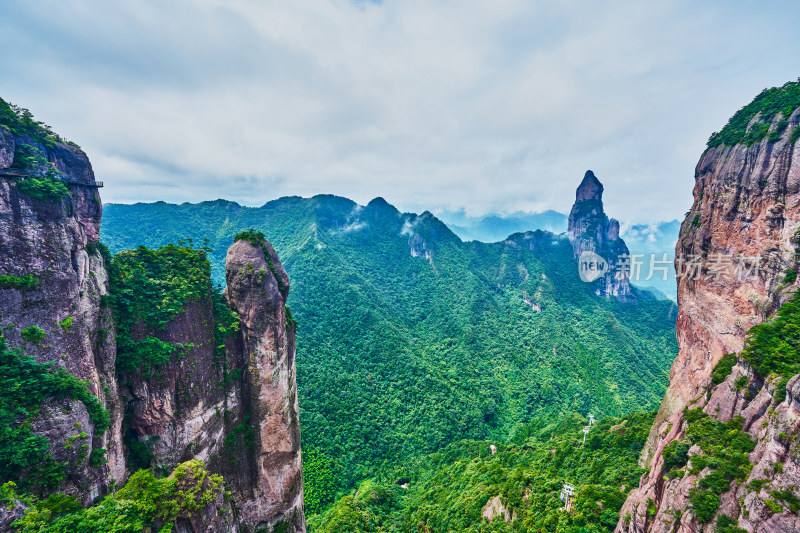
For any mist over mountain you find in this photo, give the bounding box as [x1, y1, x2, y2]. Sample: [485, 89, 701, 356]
[101, 191, 678, 507]
[437, 209, 680, 299]
[437, 210, 569, 242]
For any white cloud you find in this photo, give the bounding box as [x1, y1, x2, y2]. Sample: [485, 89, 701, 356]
[0, 0, 798, 223]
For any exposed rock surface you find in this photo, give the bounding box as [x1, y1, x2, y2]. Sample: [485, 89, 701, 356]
[117, 237, 304, 532]
[225, 238, 305, 532]
[124, 297, 234, 472]
[482, 495, 515, 524]
[118, 239, 305, 532]
[1, 112, 305, 531]
[617, 102, 800, 532]
[0, 136, 124, 502]
[402, 211, 458, 261]
[568, 171, 634, 301]
[0, 125, 14, 169]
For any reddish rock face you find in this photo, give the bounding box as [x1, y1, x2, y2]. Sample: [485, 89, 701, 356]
[617, 108, 800, 532]
[1, 119, 305, 530]
[121, 238, 305, 532]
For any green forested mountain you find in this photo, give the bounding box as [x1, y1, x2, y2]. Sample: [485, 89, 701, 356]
[308, 410, 655, 532]
[101, 195, 678, 511]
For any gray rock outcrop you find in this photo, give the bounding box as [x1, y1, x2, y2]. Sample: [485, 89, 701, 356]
[568, 170, 634, 301]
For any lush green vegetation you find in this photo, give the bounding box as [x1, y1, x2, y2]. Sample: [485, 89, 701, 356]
[303, 447, 338, 516]
[85, 242, 112, 265]
[0, 98, 66, 148]
[665, 289, 800, 528]
[710, 353, 737, 385]
[108, 244, 213, 375]
[102, 196, 678, 512]
[0, 333, 109, 492]
[0, 274, 39, 291]
[740, 289, 800, 381]
[15, 177, 69, 202]
[679, 409, 755, 523]
[716, 514, 748, 533]
[707, 80, 800, 148]
[12, 459, 226, 532]
[308, 411, 654, 532]
[107, 241, 243, 472]
[1, 98, 72, 203]
[20, 326, 46, 344]
[234, 228, 287, 291]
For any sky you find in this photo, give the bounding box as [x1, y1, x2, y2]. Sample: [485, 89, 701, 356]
[1, 0, 798, 223]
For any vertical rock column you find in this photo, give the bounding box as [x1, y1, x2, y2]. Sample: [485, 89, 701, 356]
[225, 238, 305, 532]
[567, 170, 634, 301]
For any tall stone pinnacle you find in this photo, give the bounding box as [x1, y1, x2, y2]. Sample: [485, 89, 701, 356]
[567, 170, 634, 301]
[575, 170, 604, 202]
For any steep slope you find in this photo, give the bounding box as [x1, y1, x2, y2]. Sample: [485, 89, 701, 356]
[568, 170, 633, 301]
[108, 238, 305, 532]
[309, 411, 655, 532]
[0, 99, 123, 505]
[102, 191, 679, 505]
[225, 234, 304, 529]
[0, 99, 305, 532]
[618, 80, 800, 531]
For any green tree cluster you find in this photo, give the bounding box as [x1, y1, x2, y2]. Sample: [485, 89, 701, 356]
[108, 244, 213, 375]
[308, 411, 655, 532]
[707, 80, 800, 148]
[0, 333, 109, 492]
[13, 459, 227, 532]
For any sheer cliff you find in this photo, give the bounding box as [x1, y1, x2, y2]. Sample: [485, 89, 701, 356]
[0, 99, 304, 532]
[618, 81, 800, 532]
[568, 170, 634, 302]
[0, 101, 123, 508]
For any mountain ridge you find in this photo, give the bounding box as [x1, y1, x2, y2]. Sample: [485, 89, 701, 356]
[101, 183, 679, 511]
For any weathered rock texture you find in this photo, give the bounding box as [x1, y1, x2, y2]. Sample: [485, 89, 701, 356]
[1, 115, 305, 531]
[0, 133, 125, 501]
[124, 296, 234, 472]
[0, 125, 14, 169]
[568, 170, 634, 301]
[225, 238, 305, 532]
[117, 238, 305, 532]
[116, 240, 305, 532]
[617, 105, 800, 532]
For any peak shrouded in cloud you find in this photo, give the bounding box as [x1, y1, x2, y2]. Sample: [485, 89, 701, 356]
[0, 0, 799, 223]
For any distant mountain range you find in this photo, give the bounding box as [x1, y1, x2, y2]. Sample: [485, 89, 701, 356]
[437, 210, 680, 299]
[101, 195, 678, 503]
[437, 210, 570, 242]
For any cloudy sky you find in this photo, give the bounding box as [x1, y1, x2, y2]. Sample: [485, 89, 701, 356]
[1, 0, 798, 223]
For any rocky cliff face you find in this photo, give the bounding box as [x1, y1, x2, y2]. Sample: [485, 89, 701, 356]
[125, 296, 230, 472]
[224, 238, 305, 531]
[568, 170, 634, 301]
[122, 238, 305, 532]
[617, 89, 800, 532]
[0, 126, 125, 503]
[0, 101, 305, 531]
